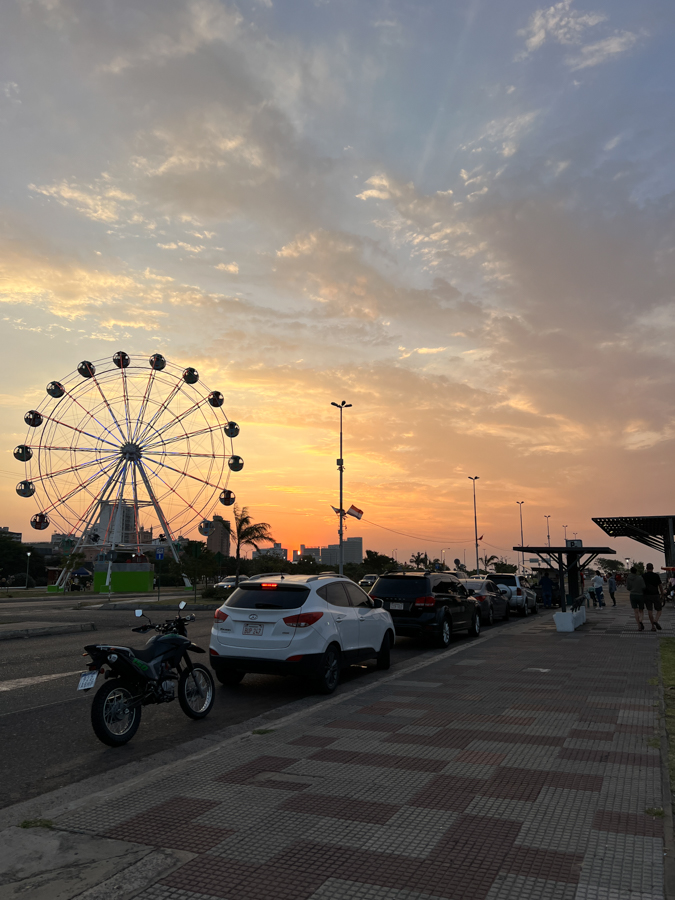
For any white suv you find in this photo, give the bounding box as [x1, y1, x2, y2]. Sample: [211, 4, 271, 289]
[490, 573, 537, 616]
[209, 574, 395, 694]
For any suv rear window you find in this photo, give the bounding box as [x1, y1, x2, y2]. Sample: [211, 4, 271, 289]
[371, 576, 430, 598]
[492, 575, 517, 585]
[225, 583, 310, 610]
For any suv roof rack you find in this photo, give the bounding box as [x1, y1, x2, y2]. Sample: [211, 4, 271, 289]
[305, 572, 349, 582]
[244, 572, 286, 580]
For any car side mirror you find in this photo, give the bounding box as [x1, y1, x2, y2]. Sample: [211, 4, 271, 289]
[135, 609, 143, 617]
[179, 600, 187, 610]
[372, 598, 383, 609]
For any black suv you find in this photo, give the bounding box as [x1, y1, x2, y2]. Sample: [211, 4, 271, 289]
[369, 572, 481, 647]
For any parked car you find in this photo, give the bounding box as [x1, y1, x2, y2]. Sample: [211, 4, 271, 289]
[359, 574, 379, 590]
[459, 578, 509, 625]
[214, 577, 237, 589]
[368, 572, 481, 648]
[209, 573, 394, 694]
[489, 573, 537, 616]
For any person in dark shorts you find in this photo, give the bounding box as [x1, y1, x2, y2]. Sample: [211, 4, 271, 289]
[540, 572, 554, 608]
[626, 567, 646, 631]
[643, 563, 664, 631]
[608, 574, 617, 606]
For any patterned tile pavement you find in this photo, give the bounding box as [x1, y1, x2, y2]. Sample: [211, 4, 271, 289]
[56, 598, 670, 899]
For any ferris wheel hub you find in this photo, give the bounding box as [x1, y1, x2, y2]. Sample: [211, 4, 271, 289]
[120, 441, 143, 461]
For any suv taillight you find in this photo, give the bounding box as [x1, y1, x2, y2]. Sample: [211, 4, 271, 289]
[516, 587, 522, 596]
[283, 612, 323, 628]
[414, 596, 436, 608]
[214, 609, 228, 621]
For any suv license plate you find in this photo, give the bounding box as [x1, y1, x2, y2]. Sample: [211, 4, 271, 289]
[243, 624, 263, 636]
[389, 602, 404, 610]
[77, 671, 98, 691]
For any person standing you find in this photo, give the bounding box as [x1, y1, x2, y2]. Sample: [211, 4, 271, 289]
[592, 572, 606, 608]
[643, 563, 664, 631]
[626, 567, 646, 631]
[608, 573, 617, 606]
[540, 572, 554, 608]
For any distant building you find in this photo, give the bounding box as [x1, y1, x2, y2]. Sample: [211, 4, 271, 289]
[319, 537, 363, 567]
[207, 516, 231, 557]
[0, 527, 22, 542]
[293, 544, 321, 563]
[252, 542, 288, 561]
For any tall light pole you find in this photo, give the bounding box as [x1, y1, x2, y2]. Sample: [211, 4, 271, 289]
[544, 515, 551, 548]
[563, 525, 568, 541]
[331, 400, 352, 575]
[516, 502, 524, 573]
[442, 548, 450, 570]
[468, 477, 480, 574]
[25, 551, 31, 590]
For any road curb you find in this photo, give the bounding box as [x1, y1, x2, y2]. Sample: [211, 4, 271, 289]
[0, 623, 96, 641]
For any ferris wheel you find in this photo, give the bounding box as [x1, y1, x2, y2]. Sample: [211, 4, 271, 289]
[15, 352, 241, 588]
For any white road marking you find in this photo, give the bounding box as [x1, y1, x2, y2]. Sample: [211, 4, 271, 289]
[0, 670, 82, 692]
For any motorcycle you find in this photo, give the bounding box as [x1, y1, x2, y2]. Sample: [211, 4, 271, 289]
[78, 600, 215, 747]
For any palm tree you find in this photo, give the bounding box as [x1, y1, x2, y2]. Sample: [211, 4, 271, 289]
[479, 554, 499, 573]
[233, 506, 275, 584]
[410, 551, 427, 570]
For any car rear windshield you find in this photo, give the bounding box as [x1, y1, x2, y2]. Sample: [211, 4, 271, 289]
[370, 576, 429, 598]
[491, 575, 517, 585]
[224, 583, 310, 610]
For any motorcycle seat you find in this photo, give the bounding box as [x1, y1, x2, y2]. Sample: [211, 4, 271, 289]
[128, 646, 162, 662]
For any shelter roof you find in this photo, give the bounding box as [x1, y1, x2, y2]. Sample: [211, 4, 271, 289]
[593, 516, 674, 554]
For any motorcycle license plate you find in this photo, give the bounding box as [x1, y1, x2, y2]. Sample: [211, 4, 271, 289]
[242, 624, 263, 636]
[389, 602, 404, 610]
[77, 671, 98, 691]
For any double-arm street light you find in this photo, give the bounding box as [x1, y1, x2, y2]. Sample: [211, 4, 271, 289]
[516, 502, 525, 573]
[468, 477, 480, 574]
[544, 515, 551, 548]
[331, 400, 352, 575]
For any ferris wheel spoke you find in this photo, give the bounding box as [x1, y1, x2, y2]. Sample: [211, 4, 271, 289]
[23, 445, 118, 454]
[130, 463, 142, 552]
[143, 450, 220, 459]
[142, 422, 223, 451]
[39, 413, 120, 450]
[65, 391, 122, 446]
[103, 461, 130, 545]
[143, 456, 226, 492]
[39, 455, 120, 515]
[28, 452, 119, 484]
[141, 396, 209, 444]
[121, 367, 132, 441]
[140, 456, 211, 523]
[136, 378, 185, 444]
[132, 368, 157, 443]
[91, 375, 127, 442]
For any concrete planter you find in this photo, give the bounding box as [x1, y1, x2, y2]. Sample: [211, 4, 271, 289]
[553, 607, 586, 632]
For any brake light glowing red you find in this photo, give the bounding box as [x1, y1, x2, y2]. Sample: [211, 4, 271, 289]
[261, 583, 278, 590]
[414, 596, 436, 608]
[214, 609, 228, 621]
[283, 611, 323, 628]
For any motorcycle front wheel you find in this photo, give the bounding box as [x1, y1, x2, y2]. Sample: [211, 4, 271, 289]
[91, 679, 142, 747]
[179, 663, 215, 719]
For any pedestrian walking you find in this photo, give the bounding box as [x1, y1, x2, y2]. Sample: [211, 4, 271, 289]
[540, 572, 554, 609]
[626, 567, 646, 631]
[592, 572, 606, 608]
[608, 573, 617, 606]
[643, 563, 664, 631]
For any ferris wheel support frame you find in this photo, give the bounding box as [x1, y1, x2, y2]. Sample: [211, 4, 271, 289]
[136, 459, 191, 587]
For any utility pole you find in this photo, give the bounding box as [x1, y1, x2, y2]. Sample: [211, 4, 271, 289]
[331, 400, 352, 575]
[516, 502, 524, 573]
[545, 515, 551, 548]
[468, 476, 480, 574]
[563, 524, 568, 541]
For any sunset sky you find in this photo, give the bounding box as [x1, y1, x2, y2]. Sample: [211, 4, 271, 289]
[1, 0, 673, 567]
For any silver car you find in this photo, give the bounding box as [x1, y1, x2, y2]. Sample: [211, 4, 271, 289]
[490, 574, 538, 616]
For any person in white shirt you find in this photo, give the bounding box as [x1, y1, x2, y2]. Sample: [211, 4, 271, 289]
[592, 573, 605, 608]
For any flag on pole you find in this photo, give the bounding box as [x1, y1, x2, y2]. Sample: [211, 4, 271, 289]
[478, 535, 484, 541]
[347, 505, 363, 519]
[331, 505, 345, 516]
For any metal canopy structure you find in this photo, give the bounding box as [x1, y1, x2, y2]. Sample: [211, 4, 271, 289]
[513, 545, 616, 613]
[592, 516, 675, 568]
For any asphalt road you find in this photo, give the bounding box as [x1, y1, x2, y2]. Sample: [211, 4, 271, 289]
[0, 601, 519, 809]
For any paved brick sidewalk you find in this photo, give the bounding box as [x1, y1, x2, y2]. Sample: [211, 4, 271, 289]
[55, 603, 668, 900]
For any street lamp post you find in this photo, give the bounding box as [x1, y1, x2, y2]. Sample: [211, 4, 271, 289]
[331, 400, 352, 576]
[544, 515, 551, 548]
[516, 502, 524, 573]
[563, 525, 568, 541]
[468, 477, 480, 574]
[441, 548, 450, 570]
[25, 551, 31, 590]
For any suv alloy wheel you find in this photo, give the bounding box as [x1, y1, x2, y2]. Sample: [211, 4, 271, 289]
[469, 611, 481, 637]
[436, 616, 452, 649]
[315, 644, 341, 694]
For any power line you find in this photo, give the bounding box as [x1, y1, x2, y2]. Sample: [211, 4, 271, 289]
[362, 518, 473, 545]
